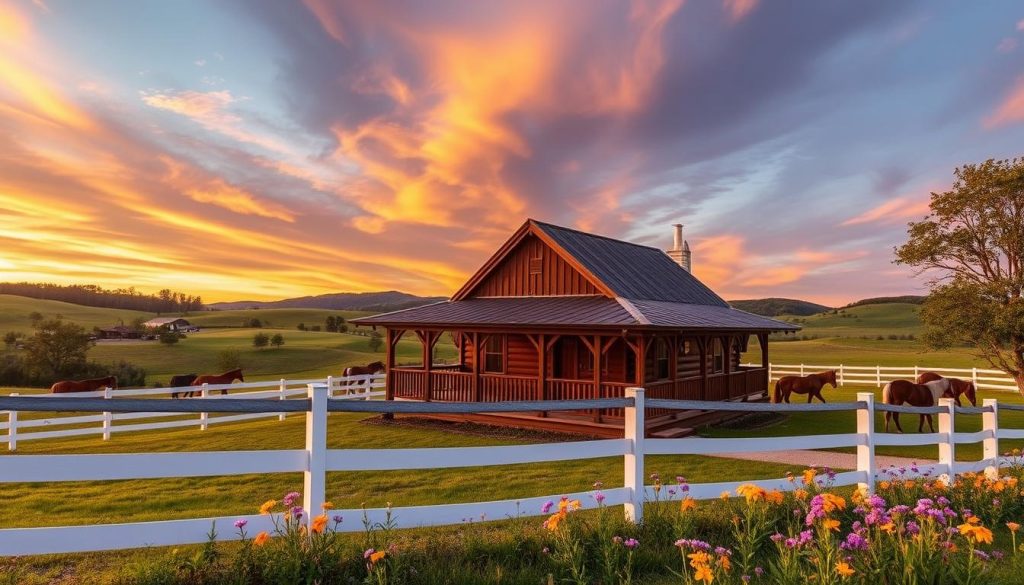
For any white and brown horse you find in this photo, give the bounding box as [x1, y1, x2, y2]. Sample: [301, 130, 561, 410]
[343, 361, 384, 377]
[916, 371, 977, 407]
[882, 378, 954, 433]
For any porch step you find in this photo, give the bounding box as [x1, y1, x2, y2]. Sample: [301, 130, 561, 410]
[651, 427, 694, 438]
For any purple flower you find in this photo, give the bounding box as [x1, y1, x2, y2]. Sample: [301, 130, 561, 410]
[234, 519, 247, 530]
[840, 532, 869, 551]
[742, 576, 751, 583]
[993, 550, 1005, 561]
[541, 500, 554, 514]
[675, 539, 710, 550]
[283, 491, 301, 507]
[290, 506, 304, 520]
[594, 492, 606, 505]
[974, 550, 991, 562]
[755, 567, 764, 576]
[623, 538, 639, 549]
[714, 546, 731, 556]
[770, 533, 785, 543]
[332, 515, 343, 524]
[542, 547, 550, 555]
[906, 521, 920, 535]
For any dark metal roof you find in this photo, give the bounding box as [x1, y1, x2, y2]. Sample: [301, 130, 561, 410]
[354, 297, 635, 327]
[354, 296, 798, 331]
[532, 220, 728, 306]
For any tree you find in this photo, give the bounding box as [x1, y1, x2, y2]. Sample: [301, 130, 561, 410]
[325, 315, 337, 332]
[895, 157, 1024, 393]
[22, 319, 93, 376]
[297, 323, 307, 331]
[3, 331, 23, 349]
[336, 315, 347, 333]
[247, 318, 263, 328]
[368, 330, 383, 352]
[253, 332, 270, 349]
[28, 311, 43, 325]
[217, 349, 243, 371]
[159, 330, 180, 346]
[270, 333, 285, 349]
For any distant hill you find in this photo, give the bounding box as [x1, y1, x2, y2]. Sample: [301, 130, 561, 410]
[845, 295, 926, 308]
[207, 291, 445, 313]
[728, 298, 832, 317]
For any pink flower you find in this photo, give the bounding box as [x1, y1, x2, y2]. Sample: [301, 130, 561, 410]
[283, 491, 301, 507]
[233, 519, 247, 530]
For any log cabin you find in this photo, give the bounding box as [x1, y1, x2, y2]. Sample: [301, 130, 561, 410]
[352, 219, 799, 436]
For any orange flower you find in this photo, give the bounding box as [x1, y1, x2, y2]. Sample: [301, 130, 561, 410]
[544, 511, 566, 531]
[836, 561, 855, 577]
[680, 497, 696, 512]
[880, 522, 896, 534]
[259, 499, 277, 515]
[370, 550, 386, 564]
[958, 522, 993, 544]
[253, 531, 269, 546]
[719, 491, 730, 501]
[879, 481, 891, 490]
[736, 483, 766, 503]
[766, 490, 784, 505]
[688, 551, 710, 568]
[794, 489, 808, 501]
[820, 493, 846, 513]
[694, 564, 714, 583]
[1007, 522, 1021, 533]
[311, 513, 329, 534]
[718, 554, 731, 571]
[802, 469, 817, 486]
[823, 518, 841, 532]
[322, 502, 334, 511]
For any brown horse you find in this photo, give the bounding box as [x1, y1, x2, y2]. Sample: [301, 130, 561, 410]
[773, 370, 837, 403]
[169, 373, 198, 399]
[180, 368, 244, 398]
[915, 372, 977, 407]
[50, 376, 118, 394]
[343, 361, 385, 377]
[882, 378, 954, 433]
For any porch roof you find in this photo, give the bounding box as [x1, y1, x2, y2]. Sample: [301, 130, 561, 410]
[352, 296, 798, 332]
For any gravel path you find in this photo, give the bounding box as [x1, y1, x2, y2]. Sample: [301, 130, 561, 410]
[713, 449, 934, 471]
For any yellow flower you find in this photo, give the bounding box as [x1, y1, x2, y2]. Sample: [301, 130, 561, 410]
[680, 497, 696, 513]
[544, 511, 566, 531]
[823, 518, 841, 532]
[879, 481, 891, 490]
[718, 554, 731, 571]
[688, 551, 710, 568]
[311, 513, 329, 534]
[1008, 522, 1021, 533]
[794, 489, 808, 501]
[736, 483, 766, 504]
[720, 491, 730, 501]
[958, 522, 993, 544]
[370, 550, 386, 564]
[766, 490, 784, 505]
[694, 564, 714, 583]
[322, 502, 334, 511]
[836, 561, 855, 577]
[253, 531, 270, 546]
[802, 469, 817, 486]
[820, 493, 846, 513]
[259, 499, 277, 515]
[880, 522, 896, 534]
[569, 499, 581, 511]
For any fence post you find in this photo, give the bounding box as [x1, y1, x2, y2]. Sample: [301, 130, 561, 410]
[972, 368, 979, 387]
[768, 362, 773, 381]
[623, 387, 646, 524]
[839, 365, 845, 387]
[982, 398, 999, 480]
[326, 375, 334, 399]
[856, 392, 875, 494]
[279, 379, 287, 421]
[102, 386, 112, 441]
[876, 365, 881, 388]
[304, 382, 328, 524]
[937, 398, 956, 483]
[799, 363, 805, 376]
[200, 383, 209, 431]
[914, 365, 919, 379]
[7, 393, 17, 452]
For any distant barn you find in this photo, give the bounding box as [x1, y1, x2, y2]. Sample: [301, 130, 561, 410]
[353, 219, 799, 437]
[96, 325, 139, 340]
[143, 317, 191, 331]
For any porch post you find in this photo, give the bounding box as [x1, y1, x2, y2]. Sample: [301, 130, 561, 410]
[384, 329, 395, 402]
[422, 331, 434, 402]
[593, 334, 603, 423]
[472, 332, 482, 402]
[537, 333, 547, 417]
[698, 336, 708, 401]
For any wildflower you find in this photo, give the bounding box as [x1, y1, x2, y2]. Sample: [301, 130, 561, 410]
[253, 531, 269, 546]
[613, 536, 623, 544]
[594, 492, 606, 505]
[694, 564, 714, 583]
[766, 490, 784, 505]
[623, 538, 639, 549]
[370, 551, 386, 564]
[543, 512, 565, 531]
[794, 489, 808, 501]
[321, 502, 334, 511]
[736, 483, 767, 503]
[311, 513, 329, 534]
[688, 551, 711, 568]
[283, 491, 300, 507]
[836, 561, 855, 577]
[770, 533, 785, 543]
[1008, 522, 1021, 533]
[823, 518, 840, 531]
[720, 491, 730, 500]
[958, 521, 994, 544]
[755, 567, 764, 576]
[332, 515, 343, 524]
[593, 481, 604, 489]
[364, 548, 375, 559]
[802, 469, 817, 486]
[680, 497, 696, 512]
[233, 519, 247, 530]
[541, 500, 555, 514]
[259, 499, 277, 515]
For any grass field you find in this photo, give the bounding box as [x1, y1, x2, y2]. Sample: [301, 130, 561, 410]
[0, 295, 152, 335]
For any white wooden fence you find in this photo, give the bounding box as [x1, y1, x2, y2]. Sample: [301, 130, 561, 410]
[0, 388, 1021, 556]
[2, 374, 384, 450]
[744, 362, 1021, 393]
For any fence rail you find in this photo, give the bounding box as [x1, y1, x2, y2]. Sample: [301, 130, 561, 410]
[742, 362, 1021, 392]
[0, 385, 1019, 557]
[2, 374, 384, 449]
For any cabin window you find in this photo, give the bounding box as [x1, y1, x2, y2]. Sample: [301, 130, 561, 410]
[655, 339, 670, 379]
[483, 335, 504, 373]
[712, 338, 725, 374]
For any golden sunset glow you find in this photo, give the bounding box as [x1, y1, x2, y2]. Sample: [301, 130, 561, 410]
[1, 0, 1022, 304]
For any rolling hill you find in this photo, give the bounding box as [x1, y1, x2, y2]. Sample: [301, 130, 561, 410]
[207, 290, 444, 312]
[728, 297, 832, 317]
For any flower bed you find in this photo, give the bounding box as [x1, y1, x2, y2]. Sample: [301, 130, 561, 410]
[63, 457, 1024, 584]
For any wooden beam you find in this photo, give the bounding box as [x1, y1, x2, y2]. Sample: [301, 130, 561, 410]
[545, 334, 562, 352]
[537, 333, 547, 417]
[601, 336, 617, 356]
[472, 332, 482, 402]
[593, 334, 603, 423]
[698, 335, 708, 401]
[578, 334, 596, 357]
[384, 328, 395, 403]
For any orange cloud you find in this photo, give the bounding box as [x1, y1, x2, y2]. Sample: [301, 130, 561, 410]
[841, 196, 929, 226]
[303, 0, 347, 44]
[723, 0, 758, 22]
[185, 181, 297, 223]
[984, 76, 1024, 129]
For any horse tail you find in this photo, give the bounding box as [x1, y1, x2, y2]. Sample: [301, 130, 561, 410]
[882, 382, 892, 405]
[773, 380, 782, 403]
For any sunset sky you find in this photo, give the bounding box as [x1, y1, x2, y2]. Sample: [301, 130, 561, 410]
[1, 0, 1022, 305]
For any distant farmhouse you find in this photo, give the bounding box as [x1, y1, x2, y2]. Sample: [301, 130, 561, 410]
[96, 325, 139, 340]
[143, 317, 191, 331]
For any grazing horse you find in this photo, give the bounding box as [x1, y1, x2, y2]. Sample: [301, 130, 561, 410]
[181, 368, 244, 398]
[882, 378, 954, 433]
[169, 373, 198, 399]
[773, 370, 837, 403]
[343, 361, 385, 377]
[51, 376, 118, 394]
[915, 371, 977, 407]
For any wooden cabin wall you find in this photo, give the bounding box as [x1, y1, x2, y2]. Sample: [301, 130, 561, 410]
[677, 336, 701, 379]
[468, 234, 601, 297]
[506, 334, 537, 376]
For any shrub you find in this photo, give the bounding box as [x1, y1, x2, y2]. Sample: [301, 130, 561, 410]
[216, 349, 243, 372]
[253, 333, 270, 349]
[270, 334, 284, 349]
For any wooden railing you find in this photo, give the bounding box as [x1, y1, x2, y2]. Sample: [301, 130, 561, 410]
[430, 371, 474, 402]
[392, 369, 426, 399]
[481, 375, 537, 402]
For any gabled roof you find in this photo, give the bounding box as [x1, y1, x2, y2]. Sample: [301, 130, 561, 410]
[354, 219, 798, 332]
[144, 317, 190, 326]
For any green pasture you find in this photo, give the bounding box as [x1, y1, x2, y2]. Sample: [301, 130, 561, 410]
[184, 308, 372, 332]
[780, 302, 923, 337]
[0, 294, 151, 334]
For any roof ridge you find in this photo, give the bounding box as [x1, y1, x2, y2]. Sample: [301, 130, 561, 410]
[530, 219, 664, 252]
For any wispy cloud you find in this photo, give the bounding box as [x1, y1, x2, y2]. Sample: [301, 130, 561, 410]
[841, 197, 930, 226]
[983, 76, 1024, 129]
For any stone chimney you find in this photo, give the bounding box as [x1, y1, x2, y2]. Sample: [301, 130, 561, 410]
[666, 223, 692, 272]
